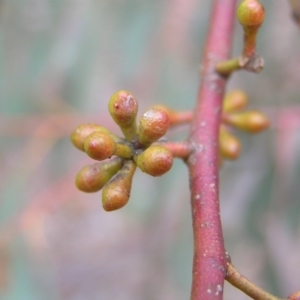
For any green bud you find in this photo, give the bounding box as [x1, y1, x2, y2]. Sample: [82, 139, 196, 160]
[75, 158, 123, 192]
[70, 123, 110, 151]
[138, 108, 170, 146]
[134, 145, 173, 177]
[219, 126, 241, 160]
[108, 90, 138, 141]
[102, 160, 137, 211]
[237, 0, 265, 30]
[225, 110, 269, 133]
[223, 90, 248, 113]
[237, 0, 265, 57]
[84, 131, 116, 161]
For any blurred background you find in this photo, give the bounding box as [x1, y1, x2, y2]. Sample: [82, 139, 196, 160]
[0, 0, 300, 299]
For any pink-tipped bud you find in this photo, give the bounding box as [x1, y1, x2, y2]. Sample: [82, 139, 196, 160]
[134, 145, 173, 177]
[108, 90, 138, 141]
[71, 123, 110, 151]
[75, 158, 123, 193]
[138, 108, 170, 146]
[84, 131, 116, 161]
[237, 0, 265, 30]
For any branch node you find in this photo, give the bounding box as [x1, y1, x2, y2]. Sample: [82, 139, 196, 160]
[238, 53, 264, 73]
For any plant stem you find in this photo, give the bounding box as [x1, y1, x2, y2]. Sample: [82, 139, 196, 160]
[188, 1, 237, 299]
[169, 111, 194, 126]
[162, 141, 192, 159]
[242, 29, 258, 57]
[215, 57, 240, 76]
[226, 263, 283, 300]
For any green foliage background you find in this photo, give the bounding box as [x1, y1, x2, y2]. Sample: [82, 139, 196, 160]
[0, 1, 300, 299]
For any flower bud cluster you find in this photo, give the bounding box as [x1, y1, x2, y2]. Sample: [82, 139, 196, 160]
[220, 89, 269, 160]
[71, 90, 173, 211]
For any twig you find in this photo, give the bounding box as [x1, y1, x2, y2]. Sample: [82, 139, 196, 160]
[158, 141, 192, 160]
[226, 263, 284, 300]
[187, 0, 237, 299]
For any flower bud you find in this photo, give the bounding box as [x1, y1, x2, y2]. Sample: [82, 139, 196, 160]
[237, 0, 265, 57]
[225, 110, 269, 133]
[237, 0, 265, 31]
[223, 90, 248, 113]
[102, 160, 136, 211]
[219, 127, 241, 160]
[134, 145, 173, 176]
[75, 158, 123, 192]
[84, 131, 116, 161]
[108, 90, 138, 141]
[138, 108, 170, 146]
[71, 123, 110, 151]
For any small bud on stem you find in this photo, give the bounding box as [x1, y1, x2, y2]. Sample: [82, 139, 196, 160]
[138, 108, 170, 147]
[84, 131, 134, 160]
[102, 160, 136, 211]
[75, 158, 123, 192]
[219, 126, 241, 160]
[70, 124, 111, 151]
[216, 0, 265, 76]
[237, 0, 265, 57]
[108, 90, 138, 141]
[134, 145, 173, 176]
[222, 110, 269, 133]
[84, 131, 116, 161]
[223, 90, 248, 113]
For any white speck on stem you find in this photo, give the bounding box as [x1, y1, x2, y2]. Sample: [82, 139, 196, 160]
[209, 183, 216, 193]
[215, 284, 223, 295]
[198, 144, 205, 152]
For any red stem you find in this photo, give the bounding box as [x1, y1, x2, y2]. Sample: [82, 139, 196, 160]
[188, 1, 237, 299]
